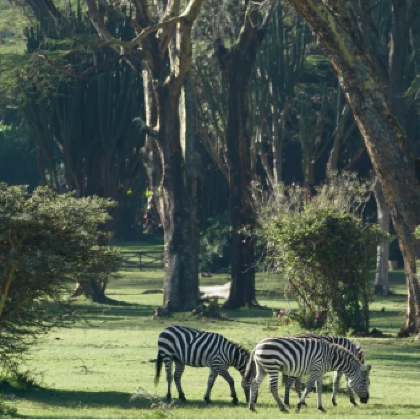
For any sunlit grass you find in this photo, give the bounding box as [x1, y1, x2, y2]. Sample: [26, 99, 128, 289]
[1, 239, 419, 418]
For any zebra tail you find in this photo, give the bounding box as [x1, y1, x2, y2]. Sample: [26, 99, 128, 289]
[244, 349, 256, 383]
[155, 351, 163, 386]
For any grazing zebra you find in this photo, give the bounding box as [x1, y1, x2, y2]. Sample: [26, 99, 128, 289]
[284, 333, 365, 406]
[244, 337, 370, 412]
[155, 325, 253, 404]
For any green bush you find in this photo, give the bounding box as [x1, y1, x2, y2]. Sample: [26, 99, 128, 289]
[0, 184, 122, 368]
[254, 172, 388, 334]
[199, 212, 231, 273]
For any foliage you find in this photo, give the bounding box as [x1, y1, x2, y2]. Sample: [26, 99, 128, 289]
[0, 119, 40, 189]
[0, 183, 122, 368]
[199, 212, 230, 273]
[253, 172, 388, 334]
[0, 369, 41, 392]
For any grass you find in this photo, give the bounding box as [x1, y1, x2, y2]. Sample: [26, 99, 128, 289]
[1, 238, 420, 418]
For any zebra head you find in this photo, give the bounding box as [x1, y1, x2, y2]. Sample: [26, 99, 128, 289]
[347, 363, 371, 404]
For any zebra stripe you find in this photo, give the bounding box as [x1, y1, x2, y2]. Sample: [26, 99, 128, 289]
[284, 333, 364, 406]
[155, 325, 252, 404]
[244, 337, 371, 412]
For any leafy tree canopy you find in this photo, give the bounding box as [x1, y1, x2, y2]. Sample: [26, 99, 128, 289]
[0, 183, 122, 368]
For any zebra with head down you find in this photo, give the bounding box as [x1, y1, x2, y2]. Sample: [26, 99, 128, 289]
[284, 333, 365, 406]
[244, 336, 371, 412]
[154, 325, 254, 404]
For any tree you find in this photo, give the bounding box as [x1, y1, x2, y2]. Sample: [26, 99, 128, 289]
[253, 174, 385, 334]
[18, 0, 204, 311]
[83, 0, 204, 311]
[0, 183, 122, 368]
[20, 22, 147, 238]
[213, 0, 276, 308]
[286, 0, 420, 335]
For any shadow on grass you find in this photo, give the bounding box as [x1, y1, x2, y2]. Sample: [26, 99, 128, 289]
[71, 303, 156, 322]
[369, 403, 420, 410]
[5, 387, 154, 410]
[4, 387, 256, 413]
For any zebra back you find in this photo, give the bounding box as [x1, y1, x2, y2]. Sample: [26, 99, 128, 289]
[293, 333, 364, 363]
[255, 337, 363, 377]
[157, 325, 250, 372]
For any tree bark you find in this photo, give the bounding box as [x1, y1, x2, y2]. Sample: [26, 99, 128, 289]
[388, 0, 408, 125]
[373, 179, 390, 296]
[216, 1, 275, 309]
[156, 77, 200, 311]
[134, 0, 203, 312]
[326, 89, 347, 178]
[286, 0, 420, 334]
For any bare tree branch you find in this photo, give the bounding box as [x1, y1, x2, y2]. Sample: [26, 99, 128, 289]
[133, 117, 159, 138]
[166, 0, 205, 98]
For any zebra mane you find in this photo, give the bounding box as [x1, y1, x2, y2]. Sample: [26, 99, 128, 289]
[230, 341, 250, 357]
[327, 341, 363, 364]
[292, 337, 362, 364]
[350, 338, 364, 361]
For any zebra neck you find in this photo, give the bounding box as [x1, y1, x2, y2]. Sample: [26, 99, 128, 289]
[330, 348, 357, 374]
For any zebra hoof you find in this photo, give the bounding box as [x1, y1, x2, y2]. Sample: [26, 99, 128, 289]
[179, 395, 187, 402]
[332, 400, 337, 406]
[232, 397, 239, 405]
[204, 397, 211, 404]
[280, 406, 289, 413]
[249, 406, 256, 412]
[350, 400, 358, 407]
[318, 407, 326, 413]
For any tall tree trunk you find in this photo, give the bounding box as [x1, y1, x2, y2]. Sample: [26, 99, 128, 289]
[373, 179, 390, 296]
[326, 89, 346, 178]
[388, 0, 408, 125]
[155, 78, 199, 311]
[286, 0, 420, 334]
[225, 52, 256, 308]
[216, 1, 275, 309]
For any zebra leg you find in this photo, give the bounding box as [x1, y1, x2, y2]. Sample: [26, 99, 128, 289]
[284, 376, 295, 406]
[347, 382, 357, 406]
[268, 373, 288, 412]
[331, 371, 341, 406]
[164, 358, 173, 402]
[316, 379, 326, 412]
[293, 376, 307, 406]
[204, 370, 219, 404]
[217, 369, 239, 404]
[249, 364, 266, 412]
[296, 374, 318, 412]
[173, 361, 186, 401]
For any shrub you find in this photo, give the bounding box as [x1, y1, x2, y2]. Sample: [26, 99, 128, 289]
[253, 172, 388, 334]
[199, 212, 231, 273]
[0, 184, 122, 368]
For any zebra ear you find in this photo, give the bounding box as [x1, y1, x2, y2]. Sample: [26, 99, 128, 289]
[360, 364, 371, 372]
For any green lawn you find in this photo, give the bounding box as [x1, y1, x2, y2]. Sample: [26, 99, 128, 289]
[2, 238, 420, 418]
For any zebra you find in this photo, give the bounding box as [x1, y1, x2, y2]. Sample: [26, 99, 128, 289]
[244, 337, 371, 412]
[154, 325, 254, 404]
[284, 333, 365, 406]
